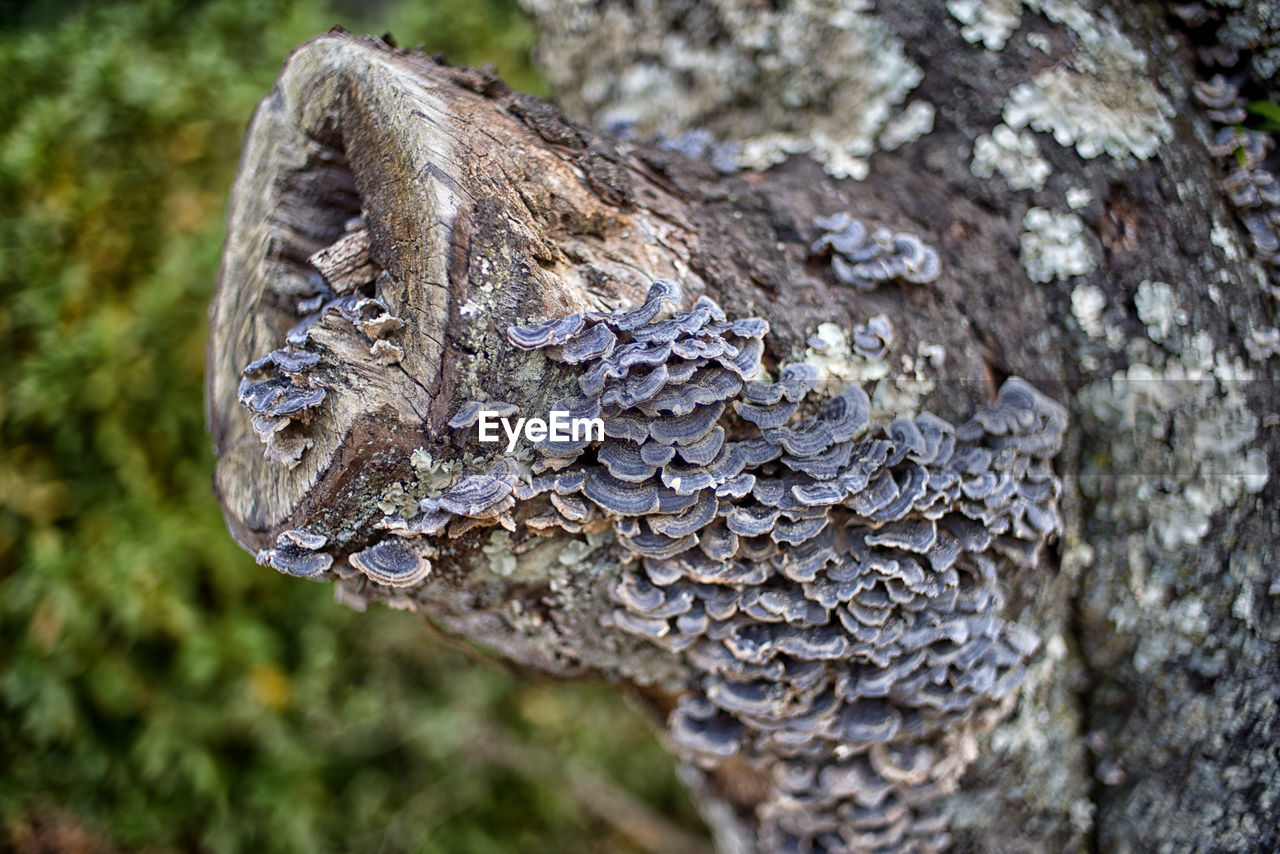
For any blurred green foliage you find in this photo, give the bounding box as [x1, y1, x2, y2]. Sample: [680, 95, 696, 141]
[0, 2, 701, 851]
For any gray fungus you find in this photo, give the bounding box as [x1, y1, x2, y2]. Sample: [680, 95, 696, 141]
[500, 279, 1063, 853]
[243, 233, 1064, 852]
[812, 212, 942, 290]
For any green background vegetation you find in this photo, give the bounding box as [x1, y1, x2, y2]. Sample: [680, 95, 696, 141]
[0, 1, 702, 851]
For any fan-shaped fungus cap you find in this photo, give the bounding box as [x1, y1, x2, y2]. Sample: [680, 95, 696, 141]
[584, 471, 663, 515]
[238, 376, 327, 418]
[349, 539, 432, 588]
[438, 472, 515, 516]
[507, 313, 586, 349]
[649, 491, 719, 538]
[243, 348, 322, 376]
[598, 441, 658, 483]
[559, 323, 617, 363]
[649, 402, 724, 445]
[257, 543, 333, 578]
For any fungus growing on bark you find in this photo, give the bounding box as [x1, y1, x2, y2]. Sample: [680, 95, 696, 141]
[256, 528, 333, 578]
[349, 539, 433, 588]
[237, 347, 328, 469]
[459, 277, 1066, 852]
[1193, 72, 1280, 281]
[812, 214, 941, 289]
[245, 253, 1066, 854]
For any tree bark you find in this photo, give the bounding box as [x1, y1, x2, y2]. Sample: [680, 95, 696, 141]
[208, 2, 1280, 850]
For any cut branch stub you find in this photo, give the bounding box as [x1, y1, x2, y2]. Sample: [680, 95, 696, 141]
[208, 32, 664, 551]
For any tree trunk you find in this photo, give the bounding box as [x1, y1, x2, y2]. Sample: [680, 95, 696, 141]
[208, 2, 1280, 850]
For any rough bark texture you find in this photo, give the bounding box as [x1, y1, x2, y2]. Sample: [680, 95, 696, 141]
[209, 1, 1280, 850]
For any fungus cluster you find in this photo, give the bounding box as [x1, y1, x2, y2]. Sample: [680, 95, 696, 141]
[236, 216, 407, 467]
[490, 280, 1065, 853]
[243, 267, 1065, 852]
[255, 527, 333, 577]
[1189, 74, 1280, 359]
[237, 347, 328, 467]
[1194, 77, 1280, 276]
[811, 213, 941, 289]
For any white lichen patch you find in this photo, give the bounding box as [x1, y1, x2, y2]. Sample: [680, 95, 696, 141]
[802, 321, 892, 385]
[482, 528, 518, 577]
[879, 100, 936, 151]
[867, 344, 943, 419]
[1001, 4, 1173, 161]
[1133, 280, 1187, 344]
[971, 123, 1052, 191]
[1078, 348, 1267, 552]
[1020, 207, 1095, 282]
[1071, 284, 1107, 339]
[947, 0, 1022, 50]
[1065, 186, 1092, 209]
[1131, 595, 1212, 673]
[1209, 221, 1244, 263]
[799, 320, 940, 417]
[531, 0, 923, 179]
[1245, 327, 1280, 361]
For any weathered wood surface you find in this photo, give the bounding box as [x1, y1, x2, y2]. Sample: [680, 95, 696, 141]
[208, 5, 1280, 850]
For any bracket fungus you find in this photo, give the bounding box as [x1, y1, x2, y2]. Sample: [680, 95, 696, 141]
[224, 176, 1064, 852]
[1193, 74, 1280, 285]
[367, 276, 1074, 854]
[199, 37, 1111, 853]
[812, 213, 942, 290]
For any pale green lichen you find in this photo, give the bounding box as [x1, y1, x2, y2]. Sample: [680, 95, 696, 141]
[376, 447, 467, 518]
[1070, 283, 1107, 339]
[482, 528, 518, 577]
[1026, 31, 1051, 52]
[878, 100, 936, 151]
[1002, 0, 1173, 160]
[376, 481, 420, 518]
[947, 0, 1022, 50]
[1130, 595, 1213, 673]
[1020, 207, 1095, 282]
[523, 0, 923, 179]
[556, 531, 608, 567]
[1065, 186, 1092, 209]
[799, 321, 942, 418]
[1078, 344, 1267, 552]
[1209, 221, 1245, 264]
[867, 343, 943, 420]
[1133, 280, 1187, 344]
[971, 123, 1051, 191]
[802, 322, 882, 384]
